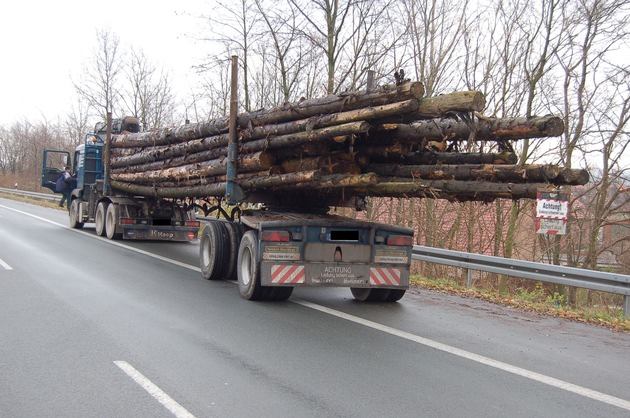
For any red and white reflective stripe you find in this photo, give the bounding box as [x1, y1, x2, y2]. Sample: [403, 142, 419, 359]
[271, 265, 305, 284]
[369, 267, 401, 286]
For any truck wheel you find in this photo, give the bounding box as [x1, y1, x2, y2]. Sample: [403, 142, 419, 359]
[223, 222, 243, 281]
[200, 221, 227, 280]
[268, 287, 294, 301]
[69, 200, 84, 229]
[384, 289, 406, 302]
[95, 202, 109, 236]
[105, 204, 122, 240]
[350, 288, 390, 302]
[237, 230, 268, 300]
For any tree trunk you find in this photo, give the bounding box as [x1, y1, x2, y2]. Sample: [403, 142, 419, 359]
[367, 164, 588, 185]
[110, 151, 275, 183]
[111, 81, 424, 149]
[372, 115, 565, 146]
[361, 179, 547, 201]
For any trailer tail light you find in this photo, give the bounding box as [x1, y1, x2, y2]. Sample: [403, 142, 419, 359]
[172, 220, 200, 227]
[387, 235, 413, 246]
[121, 218, 148, 225]
[187, 231, 197, 240]
[261, 230, 290, 242]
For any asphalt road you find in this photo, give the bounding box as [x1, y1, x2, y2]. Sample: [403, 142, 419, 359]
[1, 197, 629, 418]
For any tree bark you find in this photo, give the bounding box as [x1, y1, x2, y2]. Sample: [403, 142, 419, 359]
[372, 115, 565, 145]
[111, 121, 370, 172]
[359, 179, 549, 201]
[110, 151, 275, 183]
[366, 164, 589, 185]
[110, 82, 424, 149]
[397, 151, 518, 165]
[239, 99, 419, 141]
[414, 91, 486, 117]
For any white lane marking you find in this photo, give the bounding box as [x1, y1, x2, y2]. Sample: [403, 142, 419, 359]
[0, 257, 13, 270]
[114, 361, 196, 418]
[0, 204, 201, 272]
[293, 299, 630, 412]
[4, 203, 630, 411]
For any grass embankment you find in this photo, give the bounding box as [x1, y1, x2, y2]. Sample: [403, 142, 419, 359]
[411, 276, 630, 333]
[0, 192, 65, 211]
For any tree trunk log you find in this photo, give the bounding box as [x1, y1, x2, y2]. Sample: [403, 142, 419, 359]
[111, 82, 424, 149]
[110, 151, 275, 183]
[371, 115, 565, 146]
[366, 164, 587, 185]
[358, 179, 551, 201]
[239, 99, 419, 141]
[240, 82, 424, 128]
[399, 151, 518, 165]
[414, 91, 486, 117]
[281, 173, 379, 190]
[111, 121, 370, 171]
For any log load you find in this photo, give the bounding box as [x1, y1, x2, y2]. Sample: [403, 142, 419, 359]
[107, 81, 588, 207]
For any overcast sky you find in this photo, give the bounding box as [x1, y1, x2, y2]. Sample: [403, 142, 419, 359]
[0, 0, 210, 126]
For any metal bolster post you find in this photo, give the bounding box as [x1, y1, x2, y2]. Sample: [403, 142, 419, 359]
[226, 55, 244, 205]
[104, 112, 112, 196]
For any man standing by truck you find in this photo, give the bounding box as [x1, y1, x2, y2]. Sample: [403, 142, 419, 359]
[55, 166, 75, 208]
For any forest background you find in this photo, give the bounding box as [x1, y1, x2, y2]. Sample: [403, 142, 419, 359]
[1, 0, 629, 310]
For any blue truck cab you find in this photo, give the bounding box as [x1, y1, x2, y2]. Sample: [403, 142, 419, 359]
[42, 116, 199, 241]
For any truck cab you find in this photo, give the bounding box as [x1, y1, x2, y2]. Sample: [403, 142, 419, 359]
[42, 116, 199, 242]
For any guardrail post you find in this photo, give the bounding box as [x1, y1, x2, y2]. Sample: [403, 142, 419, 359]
[466, 269, 473, 288]
[624, 296, 629, 319]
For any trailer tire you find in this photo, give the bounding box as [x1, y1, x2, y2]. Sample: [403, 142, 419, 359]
[69, 199, 84, 229]
[268, 287, 294, 301]
[350, 288, 390, 302]
[95, 201, 109, 236]
[383, 289, 406, 302]
[237, 230, 268, 300]
[105, 204, 122, 240]
[200, 221, 228, 280]
[223, 222, 243, 281]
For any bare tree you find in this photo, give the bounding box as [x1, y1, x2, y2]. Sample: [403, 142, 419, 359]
[401, 0, 471, 96]
[288, 0, 400, 94]
[197, 0, 262, 112]
[73, 29, 124, 119]
[122, 48, 178, 130]
[254, 0, 311, 104]
[65, 98, 91, 148]
[553, 0, 630, 274]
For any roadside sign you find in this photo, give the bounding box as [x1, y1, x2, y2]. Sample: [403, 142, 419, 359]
[536, 218, 567, 235]
[536, 190, 569, 219]
[536, 190, 570, 235]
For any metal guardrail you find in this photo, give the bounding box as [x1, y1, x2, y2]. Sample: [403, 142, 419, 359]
[412, 245, 630, 317]
[0, 187, 61, 203]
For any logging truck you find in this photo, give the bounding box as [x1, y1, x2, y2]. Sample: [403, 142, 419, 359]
[41, 116, 200, 242]
[40, 58, 581, 303]
[41, 115, 414, 302]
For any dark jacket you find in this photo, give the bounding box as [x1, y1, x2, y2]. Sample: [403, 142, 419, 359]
[55, 172, 71, 192]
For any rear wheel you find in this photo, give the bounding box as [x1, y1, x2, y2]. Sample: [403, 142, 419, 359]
[351, 288, 391, 302]
[105, 204, 122, 240]
[69, 199, 84, 229]
[268, 287, 294, 301]
[383, 289, 406, 302]
[95, 201, 109, 236]
[200, 221, 228, 280]
[223, 222, 244, 281]
[237, 230, 268, 300]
